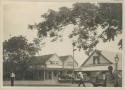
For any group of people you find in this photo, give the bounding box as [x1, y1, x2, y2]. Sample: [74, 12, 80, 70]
[77, 66, 121, 87]
[9, 66, 121, 87]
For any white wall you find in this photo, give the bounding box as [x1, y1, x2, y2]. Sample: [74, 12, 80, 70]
[64, 56, 78, 69]
[46, 54, 63, 68]
[83, 52, 111, 67]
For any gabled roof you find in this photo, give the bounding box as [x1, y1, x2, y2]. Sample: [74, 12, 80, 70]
[80, 50, 113, 67]
[60, 55, 72, 62]
[60, 55, 78, 65]
[79, 50, 122, 71]
[29, 54, 54, 65]
[81, 50, 122, 68]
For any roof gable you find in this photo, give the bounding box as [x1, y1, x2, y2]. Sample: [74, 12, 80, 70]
[29, 54, 55, 65]
[46, 54, 63, 66]
[80, 50, 113, 67]
[60, 55, 69, 62]
[60, 55, 78, 66]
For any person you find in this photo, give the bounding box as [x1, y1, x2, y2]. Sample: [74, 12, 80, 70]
[113, 70, 122, 87]
[104, 66, 120, 87]
[83, 73, 88, 81]
[78, 72, 85, 87]
[10, 72, 15, 86]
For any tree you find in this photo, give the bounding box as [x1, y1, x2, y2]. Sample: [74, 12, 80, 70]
[29, 3, 122, 55]
[3, 36, 40, 79]
[118, 39, 122, 49]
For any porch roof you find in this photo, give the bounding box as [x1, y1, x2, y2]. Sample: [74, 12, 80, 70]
[77, 64, 121, 71]
[29, 54, 54, 65]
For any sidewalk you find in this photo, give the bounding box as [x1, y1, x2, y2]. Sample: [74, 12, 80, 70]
[3, 80, 94, 87]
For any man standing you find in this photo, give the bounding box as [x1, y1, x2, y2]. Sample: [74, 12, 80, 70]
[113, 70, 122, 87]
[10, 72, 15, 86]
[78, 72, 85, 87]
[105, 66, 115, 87]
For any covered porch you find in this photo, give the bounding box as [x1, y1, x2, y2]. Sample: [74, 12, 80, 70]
[25, 68, 64, 80]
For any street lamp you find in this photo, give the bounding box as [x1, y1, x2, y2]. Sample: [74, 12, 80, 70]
[115, 54, 119, 71]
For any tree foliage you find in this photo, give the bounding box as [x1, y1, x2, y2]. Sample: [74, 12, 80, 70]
[3, 36, 40, 79]
[29, 3, 122, 55]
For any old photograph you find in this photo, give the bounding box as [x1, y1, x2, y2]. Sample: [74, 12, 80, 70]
[3, 2, 123, 87]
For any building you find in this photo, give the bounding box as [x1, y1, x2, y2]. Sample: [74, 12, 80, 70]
[25, 53, 78, 80]
[78, 50, 122, 83]
[60, 55, 78, 74]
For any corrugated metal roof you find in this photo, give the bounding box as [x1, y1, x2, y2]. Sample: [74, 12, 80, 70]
[60, 55, 71, 62]
[78, 65, 113, 71]
[59, 55, 78, 66]
[29, 54, 54, 65]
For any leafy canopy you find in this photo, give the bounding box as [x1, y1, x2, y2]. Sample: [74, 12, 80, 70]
[29, 3, 122, 54]
[3, 36, 40, 79]
[3, 36, 40, 62]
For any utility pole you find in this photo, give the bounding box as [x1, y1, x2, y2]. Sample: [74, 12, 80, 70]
[43, 64, 46, 80]
[72, 41, 76, 84]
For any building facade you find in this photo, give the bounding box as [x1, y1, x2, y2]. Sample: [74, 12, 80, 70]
[77, 50, 122, 84]
[25, 54, 78, 80]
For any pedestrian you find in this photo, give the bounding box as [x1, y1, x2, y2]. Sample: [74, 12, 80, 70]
[78, 72, 85, 87]
[104, 66, 116, 87]
[83, 73, 88, 81]
[113, 70, 122, 87]
[10, 72, 15, 86]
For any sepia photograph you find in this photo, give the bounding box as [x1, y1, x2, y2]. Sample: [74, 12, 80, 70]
[2, 1, 123, 87]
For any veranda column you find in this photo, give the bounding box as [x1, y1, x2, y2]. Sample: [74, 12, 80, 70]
[43, 65, 46, 80]
[44, 69, 46, 80]
[38, 70, 40, 80]
[32, 71, 34, 80]
[46, 71, 48, 79]
[51, 71, 54, 80]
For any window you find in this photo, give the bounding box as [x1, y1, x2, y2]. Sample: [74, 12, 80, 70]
[93, 56, 100, 64]
[49, 61, 54, 64]
[49, 61, 59, 64]
[55, 61, 59, 64]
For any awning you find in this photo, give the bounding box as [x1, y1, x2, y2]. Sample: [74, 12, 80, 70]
[76, 65, 114, 71]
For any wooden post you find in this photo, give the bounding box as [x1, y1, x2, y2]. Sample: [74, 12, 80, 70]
[37, 71, 39, 80]
[51, 71, 53, 80]
[46, 71, 48, 80]
[32, 71, 34, 80]
[72, 42, 75, 84]
[44, 69, 46, 80]
[43, 64, 46, 80]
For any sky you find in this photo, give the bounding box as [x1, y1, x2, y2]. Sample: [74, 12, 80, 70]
[3, 2, 122, 66]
